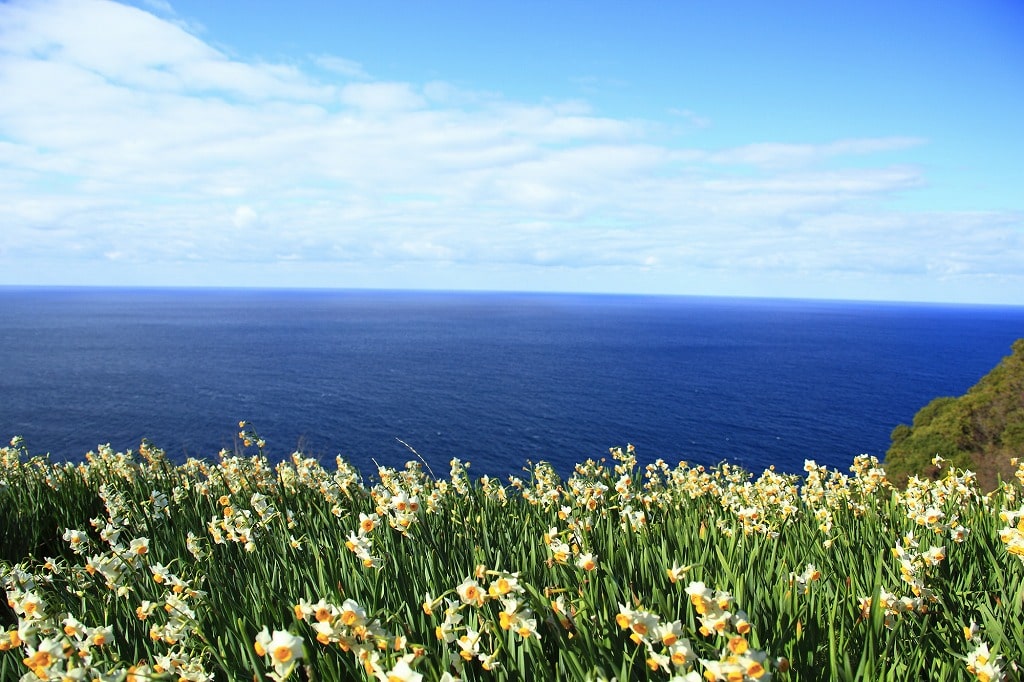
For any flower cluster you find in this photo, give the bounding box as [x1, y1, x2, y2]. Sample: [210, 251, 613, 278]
[684, 582, 782, 681]
[425, 566, 541, 677]
[615, 601, 698, 675]
[996, 460, 1024, 564]
[206, 491, 281, 552]
[788, 563, 821, 595]
[294, 594, 418, 678]
[855, 531, 946, 630]
[963, 622, 1006, 682]
[715, 467, 801, 538]
[377, 462, 428, 525]
[542, 525, 599, 571]
[3, 564, 141, 682]
[898, 457, 973, 545]
[997, 506, 1024, 561]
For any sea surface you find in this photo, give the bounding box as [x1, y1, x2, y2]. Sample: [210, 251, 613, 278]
[2, 287, 1023, 479]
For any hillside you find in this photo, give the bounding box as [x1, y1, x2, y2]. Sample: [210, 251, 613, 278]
[886, 338, 1024, 489]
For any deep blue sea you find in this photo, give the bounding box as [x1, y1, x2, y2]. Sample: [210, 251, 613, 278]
[2, 287, 1023, 479]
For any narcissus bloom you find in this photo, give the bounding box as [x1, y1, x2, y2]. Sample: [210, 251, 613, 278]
[666, 562, 691, 584]
[965, 642, 1005, 682]
[456, 578, 485, 606]
[339, 599, 366, 627]
[422, 592, 442, 616]
[576, 552, 598, 571]
[255, 628, 304, 680]
[549, 540, 571, 564]
[487, 572, 522, 597]
[22, 637, 65, 678]
[268, 630, 303, 662]
[376, 656, 423, 682]
[359, 512, 378, 533]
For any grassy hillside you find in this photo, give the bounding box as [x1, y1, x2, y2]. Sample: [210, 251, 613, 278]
[886, 338, 1024, 489]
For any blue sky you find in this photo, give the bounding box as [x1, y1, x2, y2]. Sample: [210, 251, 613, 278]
[0, 0, 1022, 303]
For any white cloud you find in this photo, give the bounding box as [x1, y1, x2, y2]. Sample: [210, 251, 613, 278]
[339, 82, 426, 112]
[232, 205, 259, 229]
[0, 0, 1019, 303]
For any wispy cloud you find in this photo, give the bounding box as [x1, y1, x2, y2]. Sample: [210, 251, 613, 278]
[0, 0, 1020, 302]
[668, 108, 712, 129]
[311, 54, 371, 80]
[707, 137, 926, 168]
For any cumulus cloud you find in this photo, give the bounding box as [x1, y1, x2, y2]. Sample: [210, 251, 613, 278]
[0, 0, 1019, 302]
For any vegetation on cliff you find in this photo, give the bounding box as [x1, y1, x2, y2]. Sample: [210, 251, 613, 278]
[886, 338, 1024, 489]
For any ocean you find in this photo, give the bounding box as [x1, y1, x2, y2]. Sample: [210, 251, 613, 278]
[2, 287, 1022, 479]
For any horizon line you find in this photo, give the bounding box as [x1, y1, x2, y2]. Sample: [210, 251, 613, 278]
[2, 282, 1023, 310]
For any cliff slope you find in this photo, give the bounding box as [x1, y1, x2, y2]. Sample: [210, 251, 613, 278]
[885, 338, 1024, 489]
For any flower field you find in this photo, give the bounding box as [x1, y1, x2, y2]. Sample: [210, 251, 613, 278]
[1, 426, 1022, 681]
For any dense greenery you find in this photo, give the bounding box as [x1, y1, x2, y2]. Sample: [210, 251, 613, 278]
[2, 432, 1023, 681]
[886, 339, 1024, 490]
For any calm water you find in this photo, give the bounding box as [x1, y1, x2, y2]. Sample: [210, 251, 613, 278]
[2, 287, 1022, 478]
